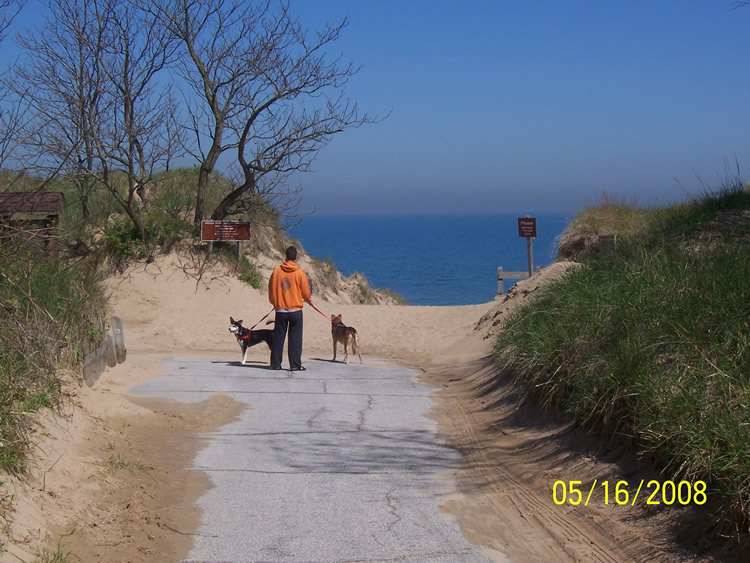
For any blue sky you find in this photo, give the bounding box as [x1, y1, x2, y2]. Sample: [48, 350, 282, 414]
[286, 1, 750, 215]
[7, 1, 750, 216]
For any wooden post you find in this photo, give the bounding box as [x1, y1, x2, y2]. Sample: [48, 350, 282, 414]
[112, 316, 126, 364]
[518, 216, 536, 278]
[46, 215, 59, 256]
[497, 268, 532, 296]
[527, 236, 533, 277]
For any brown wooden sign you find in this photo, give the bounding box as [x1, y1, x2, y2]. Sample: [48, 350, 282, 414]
[517, 217, 537, 238]
[200, 220, 252, 241]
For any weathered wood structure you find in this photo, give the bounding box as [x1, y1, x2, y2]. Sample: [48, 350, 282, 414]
[497, 265, 542, 296]
[0, 192, 65, 255]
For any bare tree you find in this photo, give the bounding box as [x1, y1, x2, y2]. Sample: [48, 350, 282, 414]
[11, 0, 107, 214]
[0, 0, 27, 176]
[0, 88, 34, 178]
[0, 0, 23, 44]
[12, 0, 182, 238]
[147, 0, 377, 224]
[94, 0, 182, 224]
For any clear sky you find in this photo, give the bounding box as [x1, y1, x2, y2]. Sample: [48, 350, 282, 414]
[286, 0, 750, 215]
[6, 1, 750, 216]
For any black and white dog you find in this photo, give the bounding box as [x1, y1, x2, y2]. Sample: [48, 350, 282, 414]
[229, 316, 273, 365]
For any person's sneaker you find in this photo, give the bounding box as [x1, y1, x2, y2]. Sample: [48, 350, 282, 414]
[270, 365, 282, 370]
[291, 366, 306, 371]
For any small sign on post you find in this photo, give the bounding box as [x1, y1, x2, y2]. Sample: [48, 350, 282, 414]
[517, 216, 537, 238]
[517, 216, 537, 277]
[201, 220, 252, 262]
[200, 220, 252, 242]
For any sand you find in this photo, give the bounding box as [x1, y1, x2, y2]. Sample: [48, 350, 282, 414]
[0, 254, 701, 561]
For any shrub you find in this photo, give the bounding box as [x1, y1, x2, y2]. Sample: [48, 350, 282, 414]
[237, 256, 263, 289]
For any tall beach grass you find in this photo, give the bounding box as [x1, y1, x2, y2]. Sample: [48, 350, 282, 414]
[494, 182, 750, 535]
[0, 250, 107, 473]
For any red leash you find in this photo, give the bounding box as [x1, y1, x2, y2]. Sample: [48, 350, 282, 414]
[308, 302, 330, 321]
[260, 303, 329, 322]
[250, 307, 275, 330]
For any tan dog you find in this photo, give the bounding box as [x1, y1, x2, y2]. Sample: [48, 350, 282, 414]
[331, 314, 362, 364]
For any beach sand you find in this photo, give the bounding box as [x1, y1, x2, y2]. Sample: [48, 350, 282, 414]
[1, 255, 686, 562]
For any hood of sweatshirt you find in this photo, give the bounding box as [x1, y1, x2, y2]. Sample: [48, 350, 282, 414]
[280, 261, 300, 273]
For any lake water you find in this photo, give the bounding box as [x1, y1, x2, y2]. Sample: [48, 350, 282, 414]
[288, 213, 570, 306]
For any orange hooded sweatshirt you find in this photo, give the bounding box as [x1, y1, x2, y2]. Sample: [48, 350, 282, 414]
[268, 261, 312, 311]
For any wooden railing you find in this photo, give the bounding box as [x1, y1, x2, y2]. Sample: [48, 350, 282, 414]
[497, 266, 541, 296]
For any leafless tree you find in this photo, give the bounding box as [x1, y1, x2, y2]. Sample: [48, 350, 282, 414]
[11, 0, 106, 213]
[146, 0, 377, 224]
[0, 0, 23, 44]
[0, 89, 34, 179]
[0, 0, 27, 176]
[95, 0, 183, 223]
[12, 0, 182, 238]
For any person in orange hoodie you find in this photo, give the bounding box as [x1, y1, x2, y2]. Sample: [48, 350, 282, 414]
[268, 246, 313, 371]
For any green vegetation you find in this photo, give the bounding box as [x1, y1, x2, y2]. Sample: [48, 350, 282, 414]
[0, 252, 107, 474]
[58, 168, 221, 269]
[32, 528, 77, 563]
[105, 453, 147, 473]
[556, 192, 651, 260]
[35, 543, 75, 563]
[378, 288, 408, 306]
[493, 181, 750, 536]
[237, 256, 263, 289]
[311, 256, 339, 286]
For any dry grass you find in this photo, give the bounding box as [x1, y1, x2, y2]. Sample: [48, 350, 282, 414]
[556, 192, 653, 261]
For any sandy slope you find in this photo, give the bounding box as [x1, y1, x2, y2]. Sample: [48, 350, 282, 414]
[0, 255, 703, 561]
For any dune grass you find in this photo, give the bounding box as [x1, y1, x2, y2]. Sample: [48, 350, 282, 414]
[556, 192, 652, 260]
[493, 181, 750, 535]
[0, 251, 107, 473]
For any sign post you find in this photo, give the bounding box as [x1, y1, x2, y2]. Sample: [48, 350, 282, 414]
[517, 216, 537, 277]
[201, 220, 252, 262]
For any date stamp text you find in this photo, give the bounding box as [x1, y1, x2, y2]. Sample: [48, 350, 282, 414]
[553, 479, 707, 507]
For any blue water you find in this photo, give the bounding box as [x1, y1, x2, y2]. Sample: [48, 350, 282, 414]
[288, 213, 570, 306]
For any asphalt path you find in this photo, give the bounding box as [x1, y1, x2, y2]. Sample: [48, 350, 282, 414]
[128, 356, 500, 563]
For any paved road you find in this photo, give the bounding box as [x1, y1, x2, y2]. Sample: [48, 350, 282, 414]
[128, 356, 500, 562]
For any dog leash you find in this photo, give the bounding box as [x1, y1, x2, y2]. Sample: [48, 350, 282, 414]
[308, 302, 349, 327]
[262, 302, 332, 324]
[250, 307, 275, 330]
[308, 302, 332, 322]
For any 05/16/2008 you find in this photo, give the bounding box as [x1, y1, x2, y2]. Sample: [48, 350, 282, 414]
[552, 479, 707, 507]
